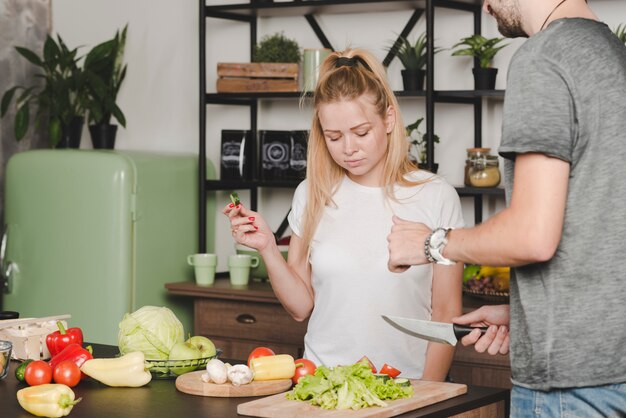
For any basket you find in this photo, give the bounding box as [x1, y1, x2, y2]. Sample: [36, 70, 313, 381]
[0, 315, 71, 360]
[145, 349, 222, 379]
[463, 287, 509, 303]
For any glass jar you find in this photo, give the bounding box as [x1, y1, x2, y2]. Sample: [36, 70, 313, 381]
[464, 148, 491, 186]
[469, 155, 501, 188]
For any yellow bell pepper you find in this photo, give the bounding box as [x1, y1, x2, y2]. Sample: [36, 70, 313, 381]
[250, 354, 296, 381]
[17, 384, 81, 418]
[80, 351, 152, 387]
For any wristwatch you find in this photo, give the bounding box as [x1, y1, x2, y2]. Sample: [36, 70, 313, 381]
[425, 228, 456, 265]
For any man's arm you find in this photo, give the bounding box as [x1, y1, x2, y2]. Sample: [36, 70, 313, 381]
[388, 153, 570, 270]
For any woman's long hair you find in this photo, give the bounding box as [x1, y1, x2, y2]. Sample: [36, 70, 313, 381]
[300, 48, 420, 249]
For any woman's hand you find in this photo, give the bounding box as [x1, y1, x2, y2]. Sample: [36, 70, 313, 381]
[452, 305, 510, 355]
[222, 202, 274, 252]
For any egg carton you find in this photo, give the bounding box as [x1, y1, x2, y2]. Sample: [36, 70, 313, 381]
[0, 315, 71, 360]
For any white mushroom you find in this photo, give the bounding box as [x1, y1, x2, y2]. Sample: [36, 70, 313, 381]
[205, 359, 228, 384]
[227, 364, 254, 386]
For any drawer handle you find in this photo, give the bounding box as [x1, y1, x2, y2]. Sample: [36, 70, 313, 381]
[236, 313, 256, 324]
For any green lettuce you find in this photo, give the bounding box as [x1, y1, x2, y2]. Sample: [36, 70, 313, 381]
[287, 360, 414, 410]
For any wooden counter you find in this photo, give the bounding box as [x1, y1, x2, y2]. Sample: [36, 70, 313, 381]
[166, 278, 512, 390]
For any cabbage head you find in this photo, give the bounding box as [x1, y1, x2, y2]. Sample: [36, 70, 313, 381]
[118, 306, 184, 359]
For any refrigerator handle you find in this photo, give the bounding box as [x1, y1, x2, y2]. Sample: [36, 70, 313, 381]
[0, 226, 16, 294]
[0, 225, 7, 267]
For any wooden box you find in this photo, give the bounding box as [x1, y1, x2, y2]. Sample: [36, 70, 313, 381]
[0, 315, 70, 360]
[216, 63, 299, 93]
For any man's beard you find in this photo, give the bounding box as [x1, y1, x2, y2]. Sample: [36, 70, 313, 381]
[488, 2, 529, 38]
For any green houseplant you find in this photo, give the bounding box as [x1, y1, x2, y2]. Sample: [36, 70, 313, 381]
[253, 32, 301, 63]
[1, 34, 87, 148]
[388, 33, 440, 91]
[406, 116, 440, 171]
[83, 25, 128, 149]
[614, 24, 626, 44]
[451, 34, 508, 90]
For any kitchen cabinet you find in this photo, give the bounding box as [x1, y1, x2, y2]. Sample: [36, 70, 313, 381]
[198, 0, 506, 253]
[166, 279, 308, 361]
[166, 279, 512, 390]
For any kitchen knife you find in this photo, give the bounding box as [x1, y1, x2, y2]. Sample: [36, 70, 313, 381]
[381, 315, 488, 346]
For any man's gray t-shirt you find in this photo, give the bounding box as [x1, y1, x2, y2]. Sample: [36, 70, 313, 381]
[499, 18, 626, 390]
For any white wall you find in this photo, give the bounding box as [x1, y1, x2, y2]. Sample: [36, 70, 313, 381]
[51, 0, 626, 271]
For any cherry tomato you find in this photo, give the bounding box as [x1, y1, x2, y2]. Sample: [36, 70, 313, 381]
[247, 347, 275, 367]
[24, 360, 52, 386]
[52, 360, 81, 387]
[379, 363, 402, 378]
[292, 358, 316, 385]
[356, 356, 377, 374]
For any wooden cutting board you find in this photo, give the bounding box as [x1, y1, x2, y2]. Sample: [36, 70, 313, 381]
[237, 380, 467, 418]
[175, 371, 292, 397]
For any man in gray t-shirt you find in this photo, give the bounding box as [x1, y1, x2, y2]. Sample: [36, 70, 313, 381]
[387, 0, 626, 416]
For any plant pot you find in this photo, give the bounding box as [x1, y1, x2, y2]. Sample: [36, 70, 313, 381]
[418, 162, 439, 174]
[401, 69, 426, 91]
[56, 116, 84, 149]
[472, 67, 498, 90]
[89, 124, 118, 149]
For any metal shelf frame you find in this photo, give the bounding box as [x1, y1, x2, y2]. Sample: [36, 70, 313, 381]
[199, 0, 501, 251]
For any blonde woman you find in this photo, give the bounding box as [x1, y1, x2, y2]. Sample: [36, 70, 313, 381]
[224, 48, 463, 380]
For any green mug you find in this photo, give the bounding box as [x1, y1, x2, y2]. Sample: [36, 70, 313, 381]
[228, 254, 260, 286]
[235, 244, 288, 280]
[187, 253, 217, 286]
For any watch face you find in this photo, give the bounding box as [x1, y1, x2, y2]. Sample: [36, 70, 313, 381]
[430, 229, 447, 249]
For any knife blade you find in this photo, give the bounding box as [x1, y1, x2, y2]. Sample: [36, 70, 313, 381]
[381, 315, 488, 346]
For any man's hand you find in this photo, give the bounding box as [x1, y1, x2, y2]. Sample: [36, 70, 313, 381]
[452, 305, 510, 355]
[387, 216, 432, 272]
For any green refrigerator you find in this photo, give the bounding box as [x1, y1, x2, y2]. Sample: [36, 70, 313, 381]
[1, 150, 215, 345]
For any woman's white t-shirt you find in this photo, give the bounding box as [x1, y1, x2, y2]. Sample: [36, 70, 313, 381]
[287, 171, 464, 378]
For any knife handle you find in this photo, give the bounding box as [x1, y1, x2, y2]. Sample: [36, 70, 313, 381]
[453, 324, 489, 339]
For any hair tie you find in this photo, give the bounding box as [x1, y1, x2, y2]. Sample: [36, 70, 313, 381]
[335, 56, 357, 68]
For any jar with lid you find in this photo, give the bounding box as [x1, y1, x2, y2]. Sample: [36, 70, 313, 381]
[464, 148, 491, 186]
[469, 155, 501, 188]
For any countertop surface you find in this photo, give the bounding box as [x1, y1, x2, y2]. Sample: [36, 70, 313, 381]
[0, 344, 509, 418]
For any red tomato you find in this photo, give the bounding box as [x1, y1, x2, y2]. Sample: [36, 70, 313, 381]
[292, 358, 316, 385]
[379, 363, 402, 378]
[52, 360, 81, 387]
[24, 360, 52, 386]
[356, 356, 377, 374]
[247, 347, 275, 367]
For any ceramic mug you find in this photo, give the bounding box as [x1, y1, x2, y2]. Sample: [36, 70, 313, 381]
[228, 254, 260, 286]
[235, 244, 288, 280]
[303, 48, 331, 92]
[187, 253, 218, 286]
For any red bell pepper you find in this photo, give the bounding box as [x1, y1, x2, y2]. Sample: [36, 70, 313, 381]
[46, 321, 84, 357]
[49, 343, 93, 380]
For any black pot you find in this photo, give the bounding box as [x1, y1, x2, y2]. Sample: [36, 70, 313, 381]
[56, 116, 84, 149]
[472, 67, 498, 90]
[418, 162, 439, 174]
[89, 124, 118, 149]
[401, 69, 426, 91]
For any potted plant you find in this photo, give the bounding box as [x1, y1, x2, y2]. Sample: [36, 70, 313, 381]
[614, 24, 626, 44]
[388, 33, 440, 91]
[83, 25, 128, 149]
[406, 116, 440, 172]
[253, 32, 301, 64]
[451, 34, 508, 90]
[1, 34, 87, 148]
